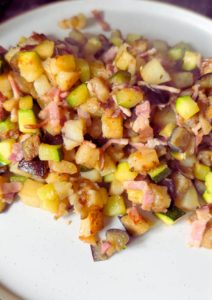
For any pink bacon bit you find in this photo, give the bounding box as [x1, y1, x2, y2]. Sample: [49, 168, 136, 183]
[101, 138, 128, 152]
[100, 241, 112, 255]
[91, 10, 111, 32]
[39, 101, 60, 128]
[9, 143, 24, 163]
[77, 108, 92, 127]
[1, 182, 22, 203]
[8, 74, 21, 99]
[139, 48, 157, 58]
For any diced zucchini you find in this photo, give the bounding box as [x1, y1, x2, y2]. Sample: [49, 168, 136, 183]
[67, 83, 89, 107]
[155, 206, 185, 225]
[115, 162, 137, 181]
[103, 195, 126, 217]
[34, 40, 54, 59]
[203, 190, 212, 204]
[115, 88, 144, 108]
[102, 115, 123, 138]
[148, 164, 171, 183]
[37, 183, 60, 213]
[194, 163, 210, 181]
[18, 109, 38, 133]
[109, 71, 131, 86]
[175, 96, 199, 120]
[18, 51, 44, 82]
[171, 152, 186, 161]
[205, 172, 212, 193]
[104, 172, 115, 182]
[171, 72, 193, 89]
[19, 96, 33, 110]
[110, 30, 123, 47]
[0, 119, 15, 134]
[76, 58, 90, 82]
[84, 37, 102, 55]
[141, 58, 171, 84]
[19, 179, 44, 207]
[38, 144, 62, 162]
[0, 139, 15, 165]
[168, 47, 184, 60]
[159, 123, 176, 139]
[126, 33, 141, 43]
[182, 51, 201, 71]
[10, 175, 27, 183]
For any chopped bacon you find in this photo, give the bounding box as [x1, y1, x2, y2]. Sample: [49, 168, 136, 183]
[189, 206, 212, 247]
[8, 74, 21, 99]
[127, 207, 143, 224]
[139, 48, 157, 58]
[43, 87, 61, 103]
[91, 10, 111, 32]
[133, 101, 151, 133]
[135, 101, 150, 117]
[101, 241, 111, 255]
[31, 32, 47, 42]
[123, 180, 154, 211]
[101, 138, 128, 152]
[130, 138, 167, 150]
[9, 143, 24, 163]
[138, 81, 180, 94]
[39, 101, 60, 128]
[102, 46, 118, 64]
[2, 182, 22, 203]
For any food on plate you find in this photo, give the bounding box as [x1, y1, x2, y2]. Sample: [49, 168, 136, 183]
[0, 14, 212, 260]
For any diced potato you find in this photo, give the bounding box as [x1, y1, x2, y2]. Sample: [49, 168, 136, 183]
[34, 40, 55, 59]
[3, 99, 18, 112]
[75, 143, 100, 169]
[87, 188, 107, 208]
[99, 154, 116, 177]
[127, 189, 143, 204]
[109, 179, 124, 195]
[141, 58, 171, 84]
[0, 139, 15, 165]
[149, 183, 171, 212]
[115, 44, 136, 75]
[89, 61, 108, 79]
[54, 55, 76, 72]
[63, 138, 80, 151]
[19, 179, 44, 207]
[79, 97, 102, 116]
[62, 119, 85, 142]
[81, 169, 102, 182]
[5, 47, 20, 63]
[79, 209, 104, 244]
[104, 195, 126, 216]
[56, 71, 79, 91]
[120, 214, 151, 236]
[33, 74, 51, 97]
[87, 77, 109, 102]
[45, 172, 69, 183]
[128, 148, 159, 173]
[49, 160, 77, 174]
[102, 115, 123, 138]
[115, 162, 137, 181]
[0, 74, 12, 98]
[0, 200, 6, 213]
[53, 182, 72, 200]
[37, 183, 60, 213]
[18, 51, 44, 82]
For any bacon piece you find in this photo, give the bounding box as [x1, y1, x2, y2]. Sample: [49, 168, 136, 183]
[92, 10, 111, 32]
[101, 138, 128, 152]
[100, 241, 112, 255]
[102, 46, 118, 64]
[39, 101, 60, 128]
[9, 143, 24, 163]
[8, 74, 21, 99]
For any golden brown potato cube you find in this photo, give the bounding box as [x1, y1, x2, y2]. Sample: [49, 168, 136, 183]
[149, 183, 171, 212]
[0, 74, 13, 98]
[87, 77, 110, 102]
[128, 148, 159, 173]
[120, 214, 151, 236]
[34, 40, 55, 59]
[49, 160, 77, 175]
[19, 179, 44, 207]
[18, 51, 44, 82]
[75, 143, 100, 169]
[56, 71, 79, 91]
[79, 209, 104, 244]
[102, 115, 123, 138]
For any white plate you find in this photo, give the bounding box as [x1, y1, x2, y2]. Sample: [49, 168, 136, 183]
[0, 1, 212, 300]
